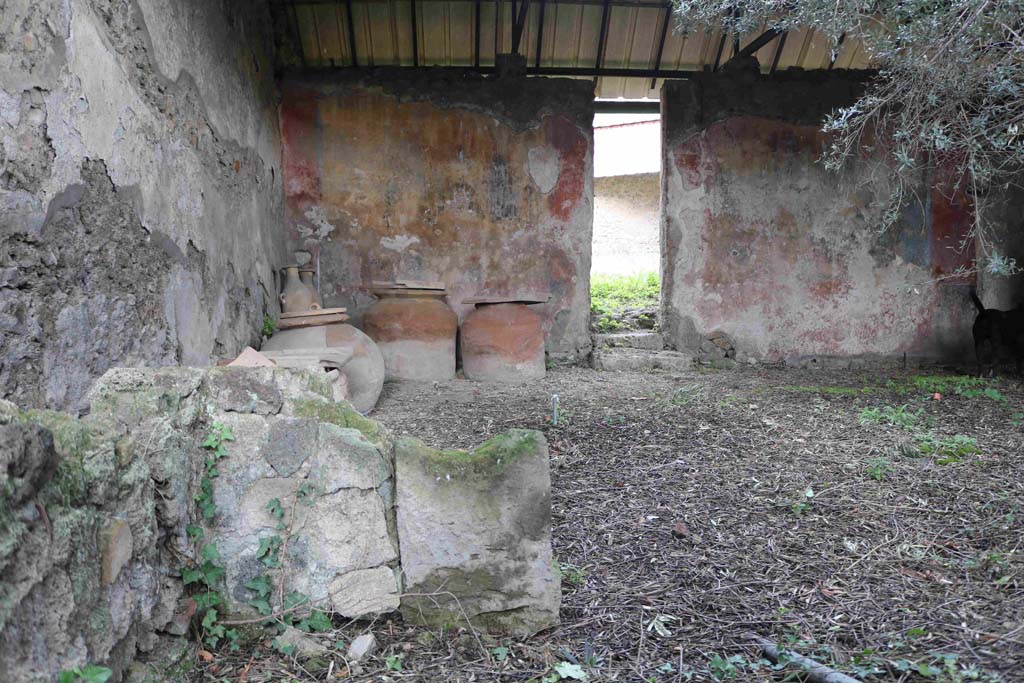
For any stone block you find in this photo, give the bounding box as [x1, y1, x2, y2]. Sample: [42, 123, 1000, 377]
[395, 430, 560, 635]
[86, 368, 206, 432]
[329, 566, 400, 617]
[99, 518, 133, 585]
[204, 367, 284, 416]
[593, 331, 664, 351]
[591, 348, 694, 373]
[209, 413, 398, 616]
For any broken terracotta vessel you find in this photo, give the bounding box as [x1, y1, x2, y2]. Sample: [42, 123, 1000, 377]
[280, 265, 320, 313]
[262, 323, 384, 413]
[362, 285, 457, 382]
[461, 301, 546, 381]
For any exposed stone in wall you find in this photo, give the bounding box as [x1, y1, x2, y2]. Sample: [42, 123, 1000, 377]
[202, 369, 401, 620]
[0, 370, 204, 683]
[660, 65, 976, 363]
[278, 70, 595, 361]
[0, 0, 287, 412]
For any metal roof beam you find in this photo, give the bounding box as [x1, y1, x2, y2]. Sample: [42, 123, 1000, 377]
[511, 0, 531, 54]
[410, 0, 418, 66]
[535, 0, 546, 67]
[594, 100, 660, 113]
[769, 31, 787, 73]
[724, 28, 780, 66]
[474, 0, 481, 66]
[594, 0, 611, 85]
[649, 6, 670, 90]
[345, 0, 358, 66]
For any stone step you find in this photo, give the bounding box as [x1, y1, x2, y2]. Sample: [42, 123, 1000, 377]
[591, 348, 694, 373]
[593, 331, 664, 351]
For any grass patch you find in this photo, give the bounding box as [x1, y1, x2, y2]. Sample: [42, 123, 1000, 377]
[889, 374, 997, 398]
[782, 385, 875, 396]
[591, 272, 659, 332]
[860, 405, 919, 429]
[912, 434, 981, 464]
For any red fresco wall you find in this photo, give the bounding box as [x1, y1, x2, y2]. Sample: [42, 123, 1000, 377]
[279, 73, 595, 359]
[661, 73, 976, 364]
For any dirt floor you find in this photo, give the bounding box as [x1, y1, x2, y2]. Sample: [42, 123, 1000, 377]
[192, 365, 1024, 683]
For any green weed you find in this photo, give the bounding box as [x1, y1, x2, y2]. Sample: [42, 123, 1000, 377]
[557, 561, 586, 587]
[866, 457, 894, 481]
[58, 666, 113, 683]
[591, 272, 659, 331]
[913, 434, 980, 463]
[959, 387, 1006, 402]
[783, 385, 874, 396]
[860, 405, 919, 428]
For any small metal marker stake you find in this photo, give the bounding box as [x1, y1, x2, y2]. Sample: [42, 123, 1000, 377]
[551, 394, 559, 426]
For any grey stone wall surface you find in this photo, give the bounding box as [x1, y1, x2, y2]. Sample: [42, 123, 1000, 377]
[0, 0, 287, 413]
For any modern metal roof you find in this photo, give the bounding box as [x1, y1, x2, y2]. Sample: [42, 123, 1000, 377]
[271, 0, 870, 99]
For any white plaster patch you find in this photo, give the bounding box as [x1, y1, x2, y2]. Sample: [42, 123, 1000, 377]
[527, 146, 561, 194]
[0, 90, 20, 127]
[303, 205, 335, 240]
[379, 234, 420, 252]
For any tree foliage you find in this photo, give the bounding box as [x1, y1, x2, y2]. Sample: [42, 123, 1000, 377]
[671, 0, 1024, 273]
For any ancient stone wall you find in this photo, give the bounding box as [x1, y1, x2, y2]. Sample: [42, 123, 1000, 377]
[660, 65, 979, 365]
[279, 70, 595, 361]
[0, 367, 558, 682]
[0, 0, 288, 413]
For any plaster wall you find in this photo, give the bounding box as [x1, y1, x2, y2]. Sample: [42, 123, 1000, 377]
[593, 173, 660, 276]
[661, 67, 976, 364]
[279, 71, 594, 360]
[0, 0, 287, 412]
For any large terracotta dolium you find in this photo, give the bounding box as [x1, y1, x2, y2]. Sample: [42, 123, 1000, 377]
[362, 291, 458, 381]
[461, 303, 546, 381]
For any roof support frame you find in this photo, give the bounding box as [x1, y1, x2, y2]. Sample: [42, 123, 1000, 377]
[649, 7, 670, 90]
[410, 0, 418, 66]
[511, 0, 531, 54]
[769, 31, 787, 73]
[345, 0, 358, 66]
[535, 0, 546, 67]
[594, 0, 611, 84]
[725, 27, 781, 66]
[288, 0, 308, 67]
[474, 0, 481, 66]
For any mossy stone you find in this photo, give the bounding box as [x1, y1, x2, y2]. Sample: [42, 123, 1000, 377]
[289, 398, 387, 445]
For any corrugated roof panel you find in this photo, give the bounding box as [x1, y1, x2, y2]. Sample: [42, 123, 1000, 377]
[278, 1, 873, 97]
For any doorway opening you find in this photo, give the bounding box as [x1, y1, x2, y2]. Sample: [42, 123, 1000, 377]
[590, 111, 662, 334]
